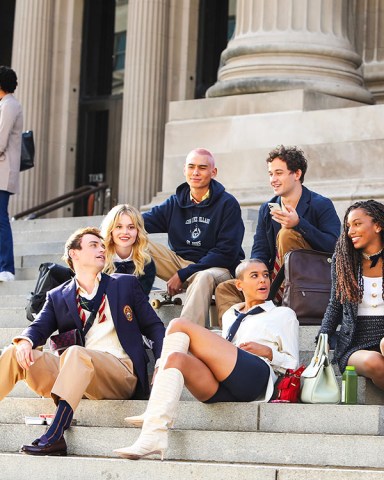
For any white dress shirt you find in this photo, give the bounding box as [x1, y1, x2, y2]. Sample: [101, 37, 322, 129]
[222, 300, 299, 402]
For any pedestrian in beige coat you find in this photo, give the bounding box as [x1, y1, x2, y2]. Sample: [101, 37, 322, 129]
[0, 66, 23, 281]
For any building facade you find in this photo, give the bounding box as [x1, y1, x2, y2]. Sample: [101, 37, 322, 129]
[2, 0, 384, 217]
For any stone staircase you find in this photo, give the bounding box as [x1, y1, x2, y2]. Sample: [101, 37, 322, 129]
[1, 213, 384, 479]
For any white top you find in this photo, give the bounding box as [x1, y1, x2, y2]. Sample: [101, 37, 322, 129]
[113, 252, 133, 262]
[359, 276, 384, 316]
[222, 300, 299, 402]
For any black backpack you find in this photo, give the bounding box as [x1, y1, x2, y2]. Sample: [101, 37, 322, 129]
[26, 263, 74, 321]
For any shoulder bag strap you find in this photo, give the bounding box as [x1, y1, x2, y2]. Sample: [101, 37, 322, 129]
[268, 263, 285, 301]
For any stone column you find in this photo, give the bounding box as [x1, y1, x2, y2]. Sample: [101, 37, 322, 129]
[11, 0, 54, 214]
[207, 0, 373, 104]
[118, 0, 170, 208]
[356, 0, 384, 103]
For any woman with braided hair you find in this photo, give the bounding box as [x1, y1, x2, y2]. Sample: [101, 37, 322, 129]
[319, 199, 384, 387]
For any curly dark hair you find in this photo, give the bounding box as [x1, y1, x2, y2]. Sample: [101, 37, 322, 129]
[335, 200, 384, 303]
[266, 145, 308, 183]
[0, 66, 18, 93]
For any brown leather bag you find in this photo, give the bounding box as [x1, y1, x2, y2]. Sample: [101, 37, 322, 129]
[281, 249, 333, 325]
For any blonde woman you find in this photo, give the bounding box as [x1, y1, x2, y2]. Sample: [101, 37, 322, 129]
[100, 204, 156, 295]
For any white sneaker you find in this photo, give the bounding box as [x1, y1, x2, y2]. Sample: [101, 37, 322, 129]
[0, 271, 15, 282]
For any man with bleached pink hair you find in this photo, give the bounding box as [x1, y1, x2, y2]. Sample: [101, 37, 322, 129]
[143, 148, 245, 327]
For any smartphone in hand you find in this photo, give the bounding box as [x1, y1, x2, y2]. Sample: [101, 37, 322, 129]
[268, 202, 282, 212]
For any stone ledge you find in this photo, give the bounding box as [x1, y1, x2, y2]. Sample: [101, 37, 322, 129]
[1, 453, 384, 480]
[1, 398, 384, 435]
[2, 426, 384, 467]
[169, 90, 363, 121]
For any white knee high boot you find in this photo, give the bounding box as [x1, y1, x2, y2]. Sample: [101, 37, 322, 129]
[114, 367, 184, 460]
[125, 331, 189, 427]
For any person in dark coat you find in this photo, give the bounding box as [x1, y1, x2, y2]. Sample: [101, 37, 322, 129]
[142, 148, 245, 327]
[215, 145, 340, 322]
[0, 227, 165, 456]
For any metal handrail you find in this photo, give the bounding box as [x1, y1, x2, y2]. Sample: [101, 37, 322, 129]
[12, 183, 110, 220]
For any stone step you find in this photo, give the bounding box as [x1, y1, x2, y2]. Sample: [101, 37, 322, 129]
[0, 294, 30, 308]
[0, 308, 30, 328]
[11, 216, 104, 232]
[12, 228, 97, 245]
[4, 454, 382, 480]
[5, 383, 40, 398]
[14, 242, 65, 257]
[0, 328, 27, 346]
[2, 397, 384, 436]
[0, 454, 278, 480]
[2, 424, 384, 468]
[16, 253, 65, 268]
[0, 280, 35, 295]
[15, 266, 40, 280]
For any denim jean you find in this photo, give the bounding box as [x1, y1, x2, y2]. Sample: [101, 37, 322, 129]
[0, 190, 14, 273]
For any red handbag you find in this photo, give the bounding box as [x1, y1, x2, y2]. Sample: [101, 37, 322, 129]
[271, 365, 306, 403]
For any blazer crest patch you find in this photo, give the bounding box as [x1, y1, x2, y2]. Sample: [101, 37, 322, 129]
[123, 305, 133, 321]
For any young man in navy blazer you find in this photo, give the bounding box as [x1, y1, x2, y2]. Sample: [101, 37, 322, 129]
[0, 227, 165, 456]
[215, 145, 341, 321]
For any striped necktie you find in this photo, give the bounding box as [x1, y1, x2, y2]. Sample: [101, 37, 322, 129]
[77, 290, 107, 325]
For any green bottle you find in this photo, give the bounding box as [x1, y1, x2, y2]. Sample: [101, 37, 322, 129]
[342, 365, 358, 404]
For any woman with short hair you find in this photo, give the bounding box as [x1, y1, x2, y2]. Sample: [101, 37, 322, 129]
[114, 258, 299, 460]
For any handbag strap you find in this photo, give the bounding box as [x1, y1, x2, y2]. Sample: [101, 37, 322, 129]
[318, 333, 331, 365]
[82, 274, 110, 338]
[319, 333, 329, 354]
[268, 263, 285, 301]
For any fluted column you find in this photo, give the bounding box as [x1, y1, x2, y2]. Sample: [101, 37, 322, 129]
[207, 0, 373, 104]
[11, 0, 54, 214]
[118, 0, 170, 208]
[356, 0, 384, 103]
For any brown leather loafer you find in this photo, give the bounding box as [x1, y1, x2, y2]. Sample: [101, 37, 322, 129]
[20, 437, 67, 456]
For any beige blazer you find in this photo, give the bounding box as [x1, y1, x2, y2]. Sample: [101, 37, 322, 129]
[0, 94, 23, 193]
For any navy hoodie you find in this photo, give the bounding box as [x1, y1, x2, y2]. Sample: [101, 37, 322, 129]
[143, 179, 245, 282]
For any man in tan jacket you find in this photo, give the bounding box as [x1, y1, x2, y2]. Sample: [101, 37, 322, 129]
[0, 66, 23, 281]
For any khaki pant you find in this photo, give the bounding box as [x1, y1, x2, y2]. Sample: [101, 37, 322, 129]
[148, 241, 231, 327]
[276, 227, 311, 265]
[215, 228, 312, 325]
[0, 345, 137, 410]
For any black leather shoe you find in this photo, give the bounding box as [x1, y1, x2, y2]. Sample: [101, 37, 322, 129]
[20, 437, 67, 456]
